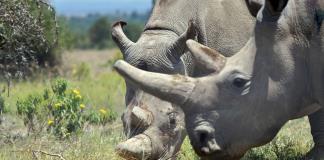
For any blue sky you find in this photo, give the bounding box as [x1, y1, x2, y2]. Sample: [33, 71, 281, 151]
[51, 0, 152, 16]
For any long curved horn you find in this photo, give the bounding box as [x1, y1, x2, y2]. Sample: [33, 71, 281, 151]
[111, 21, 135, 56]
[114, 60, 196, 106]
[116, 134, 152, 160]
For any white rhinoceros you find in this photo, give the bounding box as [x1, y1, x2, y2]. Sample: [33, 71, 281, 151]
[112, 0, 262, 159]
[113, 0, 324, 159]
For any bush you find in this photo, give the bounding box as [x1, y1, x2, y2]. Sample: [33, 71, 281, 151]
[16, 78, 117, 139]
[17, 94, 47, 134]
[47, 79, 85, 138]
[0, 0, 59, 79]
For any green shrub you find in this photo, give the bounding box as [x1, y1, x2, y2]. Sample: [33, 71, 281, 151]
[17, 94, 47, 134]
[16, 78, 117, 139]
[47, 79, 85, 138]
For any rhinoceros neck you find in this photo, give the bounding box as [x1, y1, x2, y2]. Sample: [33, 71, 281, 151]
[198, 0, 256, 56]
[309, 14, 324, 106]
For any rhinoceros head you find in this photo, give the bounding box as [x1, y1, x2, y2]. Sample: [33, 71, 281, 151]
[112, 11, 197, 160]
[114, 0, 321, 159]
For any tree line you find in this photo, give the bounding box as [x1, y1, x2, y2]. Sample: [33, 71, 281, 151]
[59, 13, 146, 50]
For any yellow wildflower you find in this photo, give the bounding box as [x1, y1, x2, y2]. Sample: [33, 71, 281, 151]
[48, 120, 54, 126]
[80, 104, 86, 109]
[76, 94, 82, 100]
[54, 103, 61, 109]
[72, 89, 80, 96]
[99, 109, 107, 115]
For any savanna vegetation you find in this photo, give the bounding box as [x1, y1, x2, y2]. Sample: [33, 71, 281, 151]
[0, 0, 315, 159]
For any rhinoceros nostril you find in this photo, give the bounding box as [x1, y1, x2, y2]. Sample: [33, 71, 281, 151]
[199, 131, 208, 143]
[194, 126, 214, 143]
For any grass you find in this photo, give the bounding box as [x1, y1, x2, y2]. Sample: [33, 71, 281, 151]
[0, 123, 125, 160]
[0, 49, 315, 160]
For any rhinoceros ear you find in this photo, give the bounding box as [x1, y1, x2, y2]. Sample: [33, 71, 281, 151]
[170, 20, 197, 61]
[264, 0, 288, 15]
[186, 40, 226, 74]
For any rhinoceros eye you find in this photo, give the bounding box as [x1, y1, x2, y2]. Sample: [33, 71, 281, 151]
[230, 72, 251, 89]
[233, 78, 249, 88]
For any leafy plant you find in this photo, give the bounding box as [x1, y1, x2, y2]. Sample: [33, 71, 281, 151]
[47, 79, 85, 138]
[16, 78, 117, 139]
[17, 94, 47, 134]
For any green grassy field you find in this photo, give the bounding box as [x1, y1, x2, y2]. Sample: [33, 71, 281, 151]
[0, 50, 314, 160]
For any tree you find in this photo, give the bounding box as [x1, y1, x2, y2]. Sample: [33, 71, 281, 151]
[0, 0, 58, 81]
[88, 17, 111, 49]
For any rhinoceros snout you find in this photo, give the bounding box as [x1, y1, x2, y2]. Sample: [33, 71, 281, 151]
[193, 125, 223, 156]
[115, 134, 152, 160]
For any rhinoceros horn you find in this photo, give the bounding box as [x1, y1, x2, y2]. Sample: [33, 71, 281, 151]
[114, 60, 196, 106]
[113, 40, 227, 106]
[131, 106, 153, 128]
[116, 134, 152, 160]
[111, 21, 135, 57]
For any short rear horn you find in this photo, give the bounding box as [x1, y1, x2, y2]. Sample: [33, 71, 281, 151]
[111, 21, 135, 57]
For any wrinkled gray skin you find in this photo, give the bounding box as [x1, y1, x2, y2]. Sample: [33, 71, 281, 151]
[113, 0, 324, 159]
[112, 0, 260, 159]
